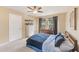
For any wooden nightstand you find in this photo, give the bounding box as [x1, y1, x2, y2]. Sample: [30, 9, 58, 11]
[40, 29, 54, 34]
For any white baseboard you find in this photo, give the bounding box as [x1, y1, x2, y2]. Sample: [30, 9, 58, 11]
[0, 41, 9, 47]
[0, 38, 27, 47]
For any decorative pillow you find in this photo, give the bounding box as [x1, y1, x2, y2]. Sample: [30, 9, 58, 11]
[55, 33, 65, 47]
[55, 33, 61, 39]
[59, 37, 74, 52]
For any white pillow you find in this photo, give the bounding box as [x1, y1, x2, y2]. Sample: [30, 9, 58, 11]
[59, 38, 74, 52]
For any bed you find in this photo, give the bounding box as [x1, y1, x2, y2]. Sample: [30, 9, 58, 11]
[26, 31, 78, 52]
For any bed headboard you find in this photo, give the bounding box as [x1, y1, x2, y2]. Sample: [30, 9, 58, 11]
[64, 31, 78, 52]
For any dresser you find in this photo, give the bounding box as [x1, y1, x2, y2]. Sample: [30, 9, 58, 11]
[40, 29, 54, 34]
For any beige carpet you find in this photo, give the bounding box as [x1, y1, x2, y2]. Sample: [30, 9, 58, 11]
[0, 39, 35, 52]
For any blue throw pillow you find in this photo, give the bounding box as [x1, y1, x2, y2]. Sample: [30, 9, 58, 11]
[55, 33, 65, 47]
[55, 33, 61, 39]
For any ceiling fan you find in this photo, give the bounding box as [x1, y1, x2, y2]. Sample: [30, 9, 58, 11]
[27, 6, 43, 13]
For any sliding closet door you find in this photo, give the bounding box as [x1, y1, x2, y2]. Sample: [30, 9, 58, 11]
[9, 14, 22, 42]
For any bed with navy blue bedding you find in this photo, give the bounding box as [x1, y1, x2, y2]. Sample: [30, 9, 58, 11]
[26, 32, 75, 52]
[26, 33, 49, 51]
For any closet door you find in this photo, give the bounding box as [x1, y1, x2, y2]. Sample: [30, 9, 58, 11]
[9, 14, 22, 42]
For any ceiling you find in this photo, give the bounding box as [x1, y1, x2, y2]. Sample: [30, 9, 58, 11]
[6, 6, 74, 16]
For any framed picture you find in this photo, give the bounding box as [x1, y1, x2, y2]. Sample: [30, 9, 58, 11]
[70, 8, 77, 30]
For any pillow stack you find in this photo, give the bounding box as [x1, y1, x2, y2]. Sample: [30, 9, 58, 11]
[55, 33, 65, 47]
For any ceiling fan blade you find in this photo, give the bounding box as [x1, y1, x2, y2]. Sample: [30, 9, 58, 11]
[27, 11, 32, 12]
[38, 7, 42, 10]
[27, 7, 33, 10]
[38, 11, 43, 13]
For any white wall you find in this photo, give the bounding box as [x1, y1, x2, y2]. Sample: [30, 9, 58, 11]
[66, 8, 79, 44]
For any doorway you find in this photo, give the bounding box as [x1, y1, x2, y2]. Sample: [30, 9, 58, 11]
[25, 20, 35, 37]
